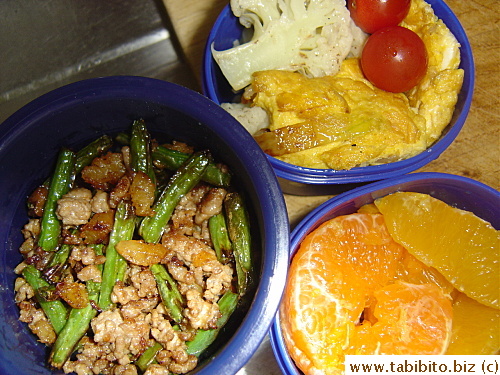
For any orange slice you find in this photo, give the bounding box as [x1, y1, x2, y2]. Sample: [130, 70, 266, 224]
[375, 192, 500, 309]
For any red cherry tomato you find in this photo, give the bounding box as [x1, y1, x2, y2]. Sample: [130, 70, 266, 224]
[348, 0, 411, 34]
[361, 26, 428, 93]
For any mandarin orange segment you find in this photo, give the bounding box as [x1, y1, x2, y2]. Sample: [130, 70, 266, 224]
[375, 192, 500, 309]
[356, 202, 380, 214]
[280, 213, 448, 375]
[281, 194, 498, 375]
[395, 249, 455, 295]
[302, 214, 406, 292]
[280, 247, 359, 372]
[348, 282, 452, 355]
[446, 292, 500, 355]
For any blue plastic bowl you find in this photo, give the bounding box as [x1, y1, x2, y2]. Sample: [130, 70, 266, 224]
[269, 172, 500, 374]
[202, 0, 475, 195]
[0, 76, 289, 375]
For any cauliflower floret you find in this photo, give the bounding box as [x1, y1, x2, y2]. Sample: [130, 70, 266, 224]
[212, 0, 367, 90]
[221, 103, 269, 135]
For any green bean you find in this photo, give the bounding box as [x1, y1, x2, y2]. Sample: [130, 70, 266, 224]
[150, 264, 184, 323]
[38, 148, 76, 252]
[209, 213, 232, 263]
[152, 146, 231, 187]
[47, 244, 71, 268]
[98, 201, 135, 310]
[115, 131, 130, 146]
[224, 192, 252, 296]
[48, 278, 100, 368]
[22, 265, 68, 334]
[130, 119, 156, 184]
[43, 244, 71, 284]
[88, 243, 105, 267]
[139, 151, 210, 244]
[135, 341, 163, 372]
[186, 291, 238, 357]
[40, 135, 112, 187]
[49, 245, 105, 368]
[22, 121, 249, 371]
[74, 135, 113, 174]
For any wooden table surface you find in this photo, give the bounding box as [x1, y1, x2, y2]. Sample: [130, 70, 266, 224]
[161, 0, 499, 370]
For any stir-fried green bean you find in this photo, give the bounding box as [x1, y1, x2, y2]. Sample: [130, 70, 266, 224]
[98, 201, 136, 310]
[49, 280, 99, 368]
[38, 148, 76, 252]
[22, 265, 68, 334]
[139, 151, 210, 244]
[186, 291, 239, 356]
[41, 135, 112, 187]
[130, 119, 156, 184]
[114, 131, 130, 146]
[152, 146, 231, 187]
[135, 341, 163, 372]
[43, 244, 71, 284]
[17, 120, 252, 373]
[150, 264, 184, 323]
[74, 135, 113, 174]
[209, 213, 232, 263]
[224, 192, 252, 296]
[115, 130, 231, 187]
[49, 246, 104, 368]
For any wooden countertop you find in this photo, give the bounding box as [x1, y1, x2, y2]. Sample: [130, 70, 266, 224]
[162, 0, 499, 223]
[161, 1, 498, 372]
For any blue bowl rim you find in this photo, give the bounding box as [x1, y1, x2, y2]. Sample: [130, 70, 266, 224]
[269, 171, 500, 375]
[202, 0, 476, 186]
[0, 76, 290, 375]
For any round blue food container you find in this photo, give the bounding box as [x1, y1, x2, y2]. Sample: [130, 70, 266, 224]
[0, 76, 290, 375]
[202, 1, 475, 195]
[269, 172, 499, 374]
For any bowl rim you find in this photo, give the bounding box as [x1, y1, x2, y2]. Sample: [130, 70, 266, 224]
[269, 171, 499, 375]
[202, 0, 475, 186]
[0, 76, 290, 375]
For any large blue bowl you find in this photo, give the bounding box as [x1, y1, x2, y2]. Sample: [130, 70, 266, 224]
[202, 0, 475, 195]
[269, 172, 499, 374]
[0, 76, 290, 375]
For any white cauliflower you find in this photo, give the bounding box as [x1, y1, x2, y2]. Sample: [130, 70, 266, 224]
[212, 0, 367, 91]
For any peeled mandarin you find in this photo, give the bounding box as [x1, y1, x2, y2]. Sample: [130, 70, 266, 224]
[280, 213, 453, 375]
[375, 192, 500, 309]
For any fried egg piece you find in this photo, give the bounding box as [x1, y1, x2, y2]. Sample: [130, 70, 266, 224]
[403, 0, 464, 144]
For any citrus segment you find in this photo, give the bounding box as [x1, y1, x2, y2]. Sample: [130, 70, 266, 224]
[280, 213, 453, 375]
[395, 249, 455, 295]
[446, 292, 500, 355]
[348, 281, 452, 355]
[374, 192, 500, 309]
[356, 202, 380, 214]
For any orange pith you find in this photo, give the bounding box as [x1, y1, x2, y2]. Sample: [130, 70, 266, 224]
[280, 213, 454, 375]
